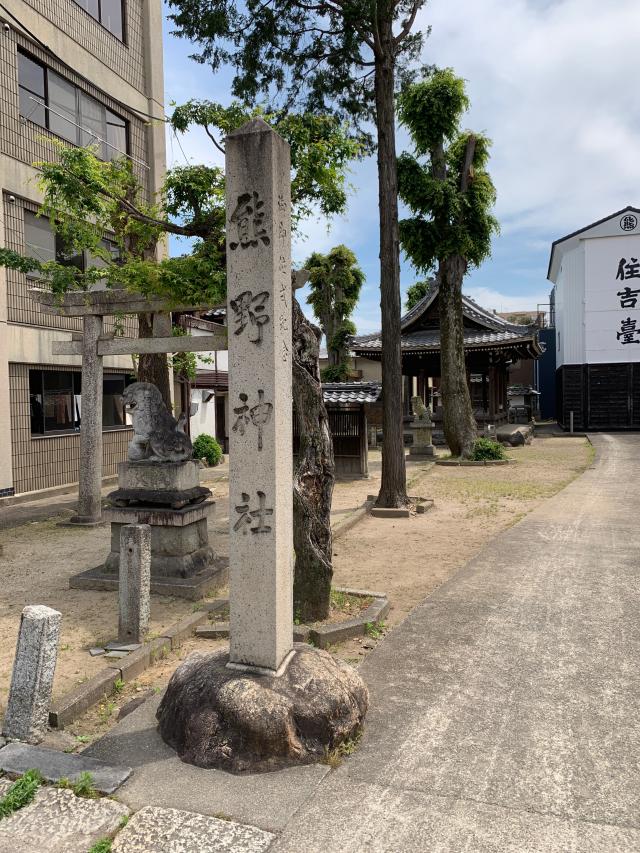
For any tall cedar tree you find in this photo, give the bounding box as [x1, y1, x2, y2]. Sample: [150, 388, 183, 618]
[167, 0, 427, 506]
[305, 245, 364, 381]
[0, 105, 361, 619]
[397, 69, 499, 457]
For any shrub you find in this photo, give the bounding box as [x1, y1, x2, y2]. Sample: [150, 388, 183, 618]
[470, 437, 506, 461]
[0, 769, 42, 818]
[192, 433, 223, 467]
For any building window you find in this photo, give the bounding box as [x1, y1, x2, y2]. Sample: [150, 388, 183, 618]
[18, 51, 128, 160]
[74, 0, 124, 41]
[24, 211, 120, 280]
[29, 369, 133, 435]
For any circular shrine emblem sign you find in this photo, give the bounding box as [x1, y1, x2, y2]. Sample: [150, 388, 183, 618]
[620, 214, 638, 232]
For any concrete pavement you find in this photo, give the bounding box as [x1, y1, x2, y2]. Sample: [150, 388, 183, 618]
[273, 434, 640, 851]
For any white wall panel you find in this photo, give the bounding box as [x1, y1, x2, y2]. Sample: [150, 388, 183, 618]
[584, 235, 640, 364]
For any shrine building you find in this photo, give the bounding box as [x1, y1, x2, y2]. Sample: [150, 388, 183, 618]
[351, 282, 543, 433]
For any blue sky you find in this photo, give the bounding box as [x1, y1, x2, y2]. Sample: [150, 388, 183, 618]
[162, 0, 640, 333]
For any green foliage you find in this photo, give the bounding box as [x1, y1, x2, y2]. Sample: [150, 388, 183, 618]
[321, 363, 350, 382]
[170, 327, 198, 381]
[306, 246, 363, 321]
[398, 69, 469, 154]
[364, 621, 386, 640]
[470, 438, 506, 461]
[58, 771, 99, 798]
[88, 838, 113, 853]
[163, 163, 225, 239]
[305, 245, 363, 376]
[397, 69, 499, 274]
[405, 279, 433, 310]
[1, 106, 359, 316]
[166, 1, 426, 129]
[170, 101, 366, 227]
[193, 433, 223, 466]
[0, 769, 42, 818]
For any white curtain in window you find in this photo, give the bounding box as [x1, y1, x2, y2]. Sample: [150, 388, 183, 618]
[79, 92, 106, 155]
[24, 212, 55, 278]
[48, 71, 78, 144]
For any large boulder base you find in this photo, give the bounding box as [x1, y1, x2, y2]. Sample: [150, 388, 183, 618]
[156, 644, 368, 773]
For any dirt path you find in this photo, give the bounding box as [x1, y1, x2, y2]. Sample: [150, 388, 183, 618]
[0, 438, 590, 714]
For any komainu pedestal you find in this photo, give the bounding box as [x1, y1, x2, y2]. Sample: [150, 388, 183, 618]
[156, 645, 368, 773]
[70, 463, 227, 600]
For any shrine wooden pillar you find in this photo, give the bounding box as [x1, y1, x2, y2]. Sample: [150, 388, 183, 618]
[488, 365, 497, 419]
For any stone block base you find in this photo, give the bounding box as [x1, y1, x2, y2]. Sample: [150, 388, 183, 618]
[69, 558, 228, 601]
[156, 644, 368, 772]
[370, 507, 411, 519]
[409, 445, 435, 458]
[100, 501, 216, 581]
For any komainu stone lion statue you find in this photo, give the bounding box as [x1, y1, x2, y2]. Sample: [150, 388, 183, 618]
[123, 382, 193, 463]
[411, 395, 431, 422]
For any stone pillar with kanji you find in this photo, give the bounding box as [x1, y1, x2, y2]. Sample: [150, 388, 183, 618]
[225, 117, 294, 676]
[156, 118, 368, 773]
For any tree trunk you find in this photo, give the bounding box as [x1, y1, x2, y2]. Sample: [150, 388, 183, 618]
[292, 297, 335, 622]
[374, 33, 408, 508]
[137, 313, 172, 409]
[438, 256, 477, 457]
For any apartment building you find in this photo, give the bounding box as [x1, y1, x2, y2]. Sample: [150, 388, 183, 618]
[0, 0, 166, 497]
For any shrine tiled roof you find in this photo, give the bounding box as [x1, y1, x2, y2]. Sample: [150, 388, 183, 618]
[322, 382, 382, 404]
[352, 328, 537, 352]
[352, 282, 541, 355]
[192, 370, 229, 391]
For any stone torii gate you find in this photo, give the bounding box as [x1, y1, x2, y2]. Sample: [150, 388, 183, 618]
[30, 289, 227, 525]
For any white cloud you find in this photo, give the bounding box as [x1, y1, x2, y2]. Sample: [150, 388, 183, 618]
[463, 285, 550, 314]
[421, 0, 640, 235]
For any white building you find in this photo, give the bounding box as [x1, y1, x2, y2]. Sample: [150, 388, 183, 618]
[548, 206, 640, 429]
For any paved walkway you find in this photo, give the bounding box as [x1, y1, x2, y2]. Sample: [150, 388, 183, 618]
[273, 434, 640, 851]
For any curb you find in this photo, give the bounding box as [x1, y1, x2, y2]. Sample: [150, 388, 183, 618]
[300, 588, 390, 650]
[48, 605, 227, 729]
[435, 458, 511, 466]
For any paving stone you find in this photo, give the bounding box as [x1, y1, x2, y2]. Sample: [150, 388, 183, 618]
[0, 785, 129, 853]
[105, 651, 130, 660]
[112, 806, 273, 853]
[89, 648, 106, 657]
[0, 743, 131, 795]
[105, 643, 142, 652]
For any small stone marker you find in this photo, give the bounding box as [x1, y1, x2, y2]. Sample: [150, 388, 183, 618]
[3, 605, 62, 743]
[225, 118, 294, 676]
[118, 524, 151, 644]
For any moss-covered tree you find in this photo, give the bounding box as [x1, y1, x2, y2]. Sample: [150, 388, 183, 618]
[397, 69, 499, 458]
[305, 245, 364, 381]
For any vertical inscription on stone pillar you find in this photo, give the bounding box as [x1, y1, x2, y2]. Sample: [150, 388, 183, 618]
[226, 118, 293, 674]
